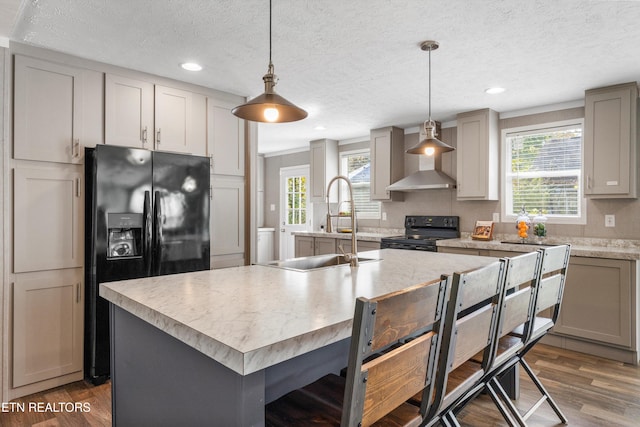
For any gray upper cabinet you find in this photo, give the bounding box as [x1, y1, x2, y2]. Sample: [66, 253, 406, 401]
[370, 126, 404, 201]
[14, 55, 85, 164]
[208, 99, 245, 176]
[584, 82, 639, 198]
[456, 109, 499, 200]
[309, 139, 338, 203]
[105, 73, 154, 149]
[155, 85, 207, 156]
[105, 78, 206, 155]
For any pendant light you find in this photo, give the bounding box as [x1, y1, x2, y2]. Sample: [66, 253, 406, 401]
[232, 0, 308, 123]
[407, 40, 455, 156]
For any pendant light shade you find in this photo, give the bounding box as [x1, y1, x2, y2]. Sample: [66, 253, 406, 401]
[232, 0, 307, 123]
[406, 120, 454, 155]
[407, 40, 455, 156]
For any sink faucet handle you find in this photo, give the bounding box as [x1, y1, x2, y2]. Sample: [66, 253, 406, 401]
[337, 243, 347, 257]
[338, 244, 358, 267]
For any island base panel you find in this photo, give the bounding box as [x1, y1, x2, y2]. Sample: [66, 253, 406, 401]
[110, 305, 265, 426]
[264, 338, 350, 403]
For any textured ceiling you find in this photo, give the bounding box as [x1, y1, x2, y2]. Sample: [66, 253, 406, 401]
[8, 0, 640, 154]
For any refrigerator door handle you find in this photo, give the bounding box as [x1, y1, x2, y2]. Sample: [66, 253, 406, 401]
[153, 191, 163, 275]
[143, 190, 152, 276]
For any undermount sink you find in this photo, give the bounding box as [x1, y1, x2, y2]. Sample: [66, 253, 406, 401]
[261, 253, 380, 272]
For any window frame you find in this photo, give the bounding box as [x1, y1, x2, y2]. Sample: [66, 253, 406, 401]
[338, 148, 381, 220]
[500, 119, 586, 225]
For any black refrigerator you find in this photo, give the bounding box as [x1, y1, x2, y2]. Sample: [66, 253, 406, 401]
[84, 145, 210, 384]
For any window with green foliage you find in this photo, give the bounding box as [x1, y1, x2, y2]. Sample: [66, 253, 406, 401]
[339, 149, 381, 220]
[502, 120, 585, 224]
[285, 175, 307, 225]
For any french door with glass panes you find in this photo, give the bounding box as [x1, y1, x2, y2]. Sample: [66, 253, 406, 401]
[279, 166, 310, 259]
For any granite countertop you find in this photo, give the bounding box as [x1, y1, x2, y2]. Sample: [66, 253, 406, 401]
[437, 236, 640, 260]
[100, 249, 496, 376]
[291, 230, 397, 242]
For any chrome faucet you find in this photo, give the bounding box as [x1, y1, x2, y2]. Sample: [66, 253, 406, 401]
[326, 175, 358, 267]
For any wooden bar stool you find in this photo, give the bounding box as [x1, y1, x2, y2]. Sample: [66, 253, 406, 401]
[471, 250, 544, 426]
[418, 259, 509, 426]
[488, 244, 571, 426]
[265, 275, 451, 427]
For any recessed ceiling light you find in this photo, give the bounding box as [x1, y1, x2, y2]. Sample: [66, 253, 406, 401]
[314, 125, 326, 131]
[181, 62, 203, 71]
[485, 87, 506, 94]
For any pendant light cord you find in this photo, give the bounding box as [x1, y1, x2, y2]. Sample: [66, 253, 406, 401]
[269, 0, 273, 66]
[428, 46, 432, 123]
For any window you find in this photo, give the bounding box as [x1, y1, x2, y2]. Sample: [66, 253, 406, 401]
[339, 149, 381, 220]
[502, 120, 585, 224]
[285, 175, 307, 225]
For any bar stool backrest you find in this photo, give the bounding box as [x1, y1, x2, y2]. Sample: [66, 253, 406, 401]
[342, 276, 450, 427]
[490, 250, 543, 368]
[425, 259, 508, 420]
[527, 244, 571, 343]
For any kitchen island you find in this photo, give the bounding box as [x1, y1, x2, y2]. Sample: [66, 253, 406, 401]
[100, 249, 497, 426]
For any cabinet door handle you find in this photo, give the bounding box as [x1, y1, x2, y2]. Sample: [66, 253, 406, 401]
[142, 126, 148, 144]
[72, 139, 80, 158]
[210, 155, 214, 171]
[587, 175, 592, 189]
[76, 283, 81, 303]
[76, 178, 81, 198]
[156, 128, 161, 145]
[209, 185, 212, 200]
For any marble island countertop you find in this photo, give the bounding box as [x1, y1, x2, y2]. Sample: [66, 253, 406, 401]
[437, 236, 640, 260]
[100, 249, 496, 376]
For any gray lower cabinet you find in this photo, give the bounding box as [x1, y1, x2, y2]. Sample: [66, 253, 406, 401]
[337, 239, 381, 254]
[553, 257, 632, 348]
[314, 237, 336, 255]
[13, 269, 84, 388]
[294, 236, 314, 257]
[211, 176, 245, 268]
[295, 235, 380, 257]
[438, 247, 485, 256]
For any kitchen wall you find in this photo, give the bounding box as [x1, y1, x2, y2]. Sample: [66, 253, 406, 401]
[264, 150, 309, 219]
[263, 105, 640, 251]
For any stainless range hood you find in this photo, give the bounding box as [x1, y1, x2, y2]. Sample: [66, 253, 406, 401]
[387, 155, 456, 191]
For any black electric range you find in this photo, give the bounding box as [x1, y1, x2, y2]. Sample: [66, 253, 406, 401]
[380, 215, 460, 251]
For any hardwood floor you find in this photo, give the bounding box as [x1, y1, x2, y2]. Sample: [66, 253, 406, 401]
[0, 380, 111, 427]
[1, 344, 639, 426]
[458, 344, 640, 426]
